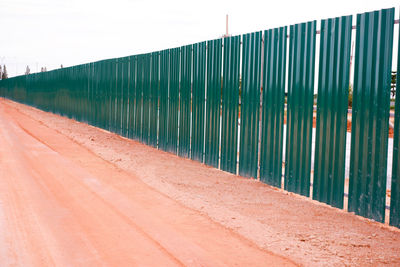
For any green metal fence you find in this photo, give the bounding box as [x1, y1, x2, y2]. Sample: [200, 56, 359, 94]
[179, 45, 192, 158]
[1, 7, 399, 228]
[391, 18, 400, 228]
[205, 38, 222, 168]
[260, 26, 287, 188]
[159, 50, 169, 151]
[313, 15, 352, 209]
[221, 35, 240, 174]
[239, 31, 262, 178]
[349, 8, 394, 223]
[191, 41, 206, 162]
[285, 21, 316, 197]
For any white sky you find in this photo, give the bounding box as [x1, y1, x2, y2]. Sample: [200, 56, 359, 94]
[1, 0, 399, 77]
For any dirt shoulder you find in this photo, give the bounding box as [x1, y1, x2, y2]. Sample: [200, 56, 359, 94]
[3, 98, 400, 266]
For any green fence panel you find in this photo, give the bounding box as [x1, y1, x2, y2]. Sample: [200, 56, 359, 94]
[191, 41, 206, 162]
[94, 62, 99, 128]
[260, 26, 287, 188]
[91, 62, 97, 127]
[349, 8, 394, 223]
[128, 56, 136, 139]
[142, 54, 151, 144]
[122, 57, 130, 137]
[92, 62, 98, 127]
[94, 62, 100, 128]
[313, 15, 352, 209]
[94, 62, 99, 127]
[95, 62, 102, 129]
[116, 59, 123, 135]
[106, 60, 112, 131]
[84, 64, 90, 123]
[159, 50, 169, 151]
[168, 47, 180, 154]
[221, 35, 240, 174]
[391, 11, 400, 228]
[76, 65, 82, 121]
[102, 61, 108, 131]
[75, 66, 80, 120]
[114, 59, 121, 134]
[116, 60, 122, 133]
[95, 62, 100, 127]
[135, 55, 144, 139]
[179, 45, 192, 158]
[70, 67, 76, 119]
[96, 61, 103, 129]
[285, 21, 316, 197]
[85, 64, 90, 122]
[110, 59, 117, 133]
[205, 38, 222, 168]
[149, 52, 159, 148]
[77, 65, 83, 121]
[99, 62, 104, 128]
[74, 66, 80, 120]
[239, 31, 262, 178]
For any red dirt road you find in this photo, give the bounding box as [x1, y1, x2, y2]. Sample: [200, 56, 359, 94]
[0, 100, 294, 266]
[1, 98, 400, 266]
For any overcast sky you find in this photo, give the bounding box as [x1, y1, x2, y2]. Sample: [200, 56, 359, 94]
[1, 0, 399, 77]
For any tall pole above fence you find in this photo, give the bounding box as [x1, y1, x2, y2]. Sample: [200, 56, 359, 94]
[226, 15, 229, 37]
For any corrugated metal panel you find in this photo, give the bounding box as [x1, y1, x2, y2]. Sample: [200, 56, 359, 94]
[94, 61, 100, 128]
[391, 12, 400, 228]
[313, 15, 352, 209]
[99, 61, 105, 129]
[168, 47, 180, 154]
[117, 58, 125, 135]
[110, 59, 118, 133]
[87, 62, 93, 125]
[349, 8, 394, 223]
[285, 21, 316, 197]
[239, 31, 262, 178]
[221, 35, 240, 174]
[95, 61, 101, 129]
[191, 41, 206, 162]
[122, 57, 130, 137]
[111, 60, 118, 133]
[159, 49, 169, 151]
[142, 54, 151, 144]
[205, 38, 222, 168]
[106, 61, 112, 132]
[92, 62, 98, 128]
[260, 26, 287, 188]
[116, 59, 123, 135]
[149, 52, 159, 148]
[106, 60, 112, 132]
[179, 45, 192, 158]
[128, 56, 136, 139]
[134, 55, 143, 139]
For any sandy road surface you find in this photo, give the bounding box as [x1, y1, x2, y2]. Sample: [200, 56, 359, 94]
[0, 100, 294, 266]
[1, 98, 400, 266]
